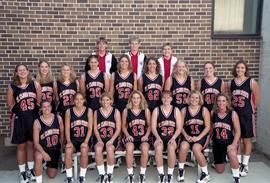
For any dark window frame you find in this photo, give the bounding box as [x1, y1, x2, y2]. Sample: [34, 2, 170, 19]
[211, 0, 263, 39]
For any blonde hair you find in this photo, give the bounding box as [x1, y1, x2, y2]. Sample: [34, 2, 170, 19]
[213, 93, 232, 113]
[117, 54, 133, 72]
[36, 60, 54, 84]
[99, 92, 114, 106]
[127, 90, 148, 110]
[171, 59, 189, 78]
[188, 90, 204, 106]
[58, 64, 76, 83]
[12, 64, 32, 85]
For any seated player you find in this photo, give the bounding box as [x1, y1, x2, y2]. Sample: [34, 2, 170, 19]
[151, 90, 183, 183]
[94, 92, 121, 183]
[64, 93, 93, 183]
[122, 90, 151, 183]
[33, 101, 64, 183]
[178, 90, 211, 183]
[212, 93, 241, 183]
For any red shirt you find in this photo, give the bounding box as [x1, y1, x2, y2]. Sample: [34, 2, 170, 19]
[131, 52, 138, 75]
[98, 54, 106, 72]
[164, 57, 171, 81]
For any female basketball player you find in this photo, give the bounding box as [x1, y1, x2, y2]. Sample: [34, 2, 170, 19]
[55, 64, 79, 120]
[80, 55, 109, 111]
[33, 101, 64, 183]
[198, 62, 225, 112]
[110, 55, 137, 112]
[178, 90, 210, 183]
[228, 60, 260, 177]
[122, 91, 151, 183]
[7, 64, 41, 183]
[165, 60, 195, 110]
[151, 90, 183, 183]
[94, 92, 121, 183]
[36, 60, 56, 112]
[64, 93, 93, 183]
[212, 93, 241, 183]
[138, 57, 163, 112]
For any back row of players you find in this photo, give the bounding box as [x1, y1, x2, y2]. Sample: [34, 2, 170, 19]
[7, 37, 260, 183]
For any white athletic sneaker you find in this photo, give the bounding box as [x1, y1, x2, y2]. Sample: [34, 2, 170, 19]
[196, 172, 210, 183]
[177, 168, 185, 182]
[166, 174, 173, 183]
[239, 164, 248, 177]
[20, 171, 29, 183]
[233, 177, 240, 183]
[78, 176, 85, 183]
[125, 174, 134, 183]
[139, 174, 146, 183]
[27, 169, 36, 181]
[158, 174, 165, 183]
[65, 177, 73, 183]
[107, 174, 113, 183]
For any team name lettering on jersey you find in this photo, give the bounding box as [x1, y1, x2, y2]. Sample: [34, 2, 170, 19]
[16, 92, 37, 102]
[116, 82, 133, 89]
[158, 120, 176, 128]
[71, 120, 88, 128]
[201, 88, 220, 95]
[232, 89, 249, 99]
[144, 84, 162, 91]
[59, 89, 77, 98]
[185, 119, 204, 126]
[86, 81, 104, 89]
[98, 121, 116, 129]
[213, 122, 231, 131]
[172, 87, 190, 95]
[41, 129, 60, 140]
[128, 119, 146, 128]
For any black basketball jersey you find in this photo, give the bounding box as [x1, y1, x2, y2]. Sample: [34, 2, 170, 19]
[157, 106, 176, 140]
[212, 111, 234, 145]
[184, 106, 205, 136]
[69, 107, 89, 143]
[85, 71, 105, 111]
[142, 74, 163, 112]
[200, 78, 222, 112]
[41, 82, 53, 103]
[10, 80, 38, 114]
[230, 78, 254, 114]
[171, 76, 191, 110]
[38, 114, 61, 150]
[114, 72, 134, 111]
[57, 80, 77, 114]
[96, 108, 117, 142]
[126, 109, 147, 140]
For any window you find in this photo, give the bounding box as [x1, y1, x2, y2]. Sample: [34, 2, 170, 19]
[212, 0, 263, 38]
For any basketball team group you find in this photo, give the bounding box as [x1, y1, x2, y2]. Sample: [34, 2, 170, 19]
[6, 37, 260, 183]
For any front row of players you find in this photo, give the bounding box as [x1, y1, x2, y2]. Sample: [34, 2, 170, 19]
[33, 90, 241, 183]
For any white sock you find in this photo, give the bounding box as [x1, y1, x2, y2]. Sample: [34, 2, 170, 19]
[237, 155, 242, 163]
[242, 155, 250, 166]
[157, 166, 164, 174]
[97, 164, 105, 175]
[107, 164, 114, 174]
[178, 162, 185, 169]
[127, 167, 133, 175]
[201, 166, 208, 174]
[18, 164, 26, 173]
[66, 168, 73, 178]
[168, 167, 174, 175]
[232, 168, 240, 177]
[140, 167, 146, 175]
[80, 167, 87, 177]
[27, 161, 34, 170]
[36, 175, 42, 183]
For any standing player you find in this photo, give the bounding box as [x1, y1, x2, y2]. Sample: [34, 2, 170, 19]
[138, 57, 164, 112]
[94, 92, 121, 183]
[55, 64, 79, 121]
[212, 93, 241, 183]
[158, 43, 177, 81]
[125, 37, 147, 78]
[122, 91, 151, 183]
[178, 90, 211, 183]
[228, 60, 260, 176]
[64, 93, 93, 183]
[89, 37, 117, 75]
[33, 101, 64, 183]
[151, 91, 183, 183]
[36, 60, 56, 112]
[7, 64, 41, 183]
[165, 60, 195, 110]
[198, 62, 225, 112]
[80, 55, 110, 111]
[110, 55, 137, 112]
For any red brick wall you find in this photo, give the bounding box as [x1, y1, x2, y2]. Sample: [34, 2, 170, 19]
[0, 0, 261, 136]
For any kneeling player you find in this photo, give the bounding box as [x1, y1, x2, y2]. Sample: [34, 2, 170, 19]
[178, 90, 210, 183]
[122, 91, 151, 183]
[33, 101, 64, 183]
[212, 93, 241, 183]
[94, 92, 121, 183]
[152, 90, 183, 183]
[64, 93, 93, 183]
